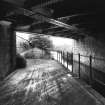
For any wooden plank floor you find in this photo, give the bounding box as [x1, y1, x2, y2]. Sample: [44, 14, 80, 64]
[0, 59, 103, 105]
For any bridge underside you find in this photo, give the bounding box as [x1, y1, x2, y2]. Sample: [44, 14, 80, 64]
[0, 0, 105, 83]
[0, 0, 105, 104]
[0, 0, 105, 39]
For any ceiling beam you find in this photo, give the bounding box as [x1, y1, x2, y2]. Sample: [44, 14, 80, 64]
[6, 7, 77, 30]
[43, 26, 62, 31]
[57, 13, 89, 20]
[35, 14, 88, 31]
[6, 0, 63, 16]
[4, 0, 25, 6]
[53, 29, 71, 34]
[6, 0, 63, 17]
[31, 0, 64, 10]
[31, 13, 77, 30]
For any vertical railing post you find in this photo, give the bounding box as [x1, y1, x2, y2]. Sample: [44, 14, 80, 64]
[57, 51, 59, 61]
[63, 51, 64, 65]
[59, 51, 60, 63]
[89, 55, 92, 85]
[60, 51, 62, 64]
[61, 51, 63, 64]
[57, 51, 59, 62]
[59, 51, 60, 62]
[78, 53, 81, 78]
[67, 52, 69, 69]
[57, 51, 58, 61]
[60, 51, 61, 63]
[62, 51, 63, 64]
[63, 51, 65, 65]
[71, 53, 73, 74]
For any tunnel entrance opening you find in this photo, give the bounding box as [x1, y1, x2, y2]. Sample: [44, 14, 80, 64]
[15, 31, 105, 98]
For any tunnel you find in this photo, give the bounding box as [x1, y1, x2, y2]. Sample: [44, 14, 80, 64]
[0, 0, 105, 105]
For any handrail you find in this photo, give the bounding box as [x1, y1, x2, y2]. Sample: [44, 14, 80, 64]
[53, 50, 105, 90]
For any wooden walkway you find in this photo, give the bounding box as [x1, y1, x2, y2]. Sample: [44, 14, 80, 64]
[0, 59, 104, 105]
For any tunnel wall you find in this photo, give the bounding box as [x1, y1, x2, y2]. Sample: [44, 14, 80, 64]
[52, 36, 105, 72]
[72, 36, 105, 58]
[72, 36, 105, 72]
[71, 36, 105, 93]
[0, 21, 16, 80]
[51, 35, 105, 86]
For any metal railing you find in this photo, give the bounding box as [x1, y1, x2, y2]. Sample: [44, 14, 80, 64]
[17, 47, 105, 91]
[52, 50, 105, 88]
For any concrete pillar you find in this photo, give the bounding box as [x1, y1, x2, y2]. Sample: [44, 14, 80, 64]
[0, 21, 16, 80]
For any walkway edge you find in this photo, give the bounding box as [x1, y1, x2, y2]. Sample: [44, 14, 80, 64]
[74, 78, 105, 105]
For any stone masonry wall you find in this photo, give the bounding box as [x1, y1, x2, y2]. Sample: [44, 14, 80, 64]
[0, 21, 16, 80]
